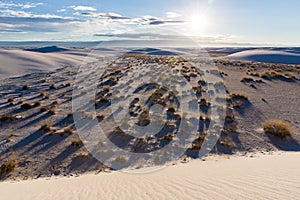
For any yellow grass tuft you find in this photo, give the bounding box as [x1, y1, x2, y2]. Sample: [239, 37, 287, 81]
[263, 119, 294, 139]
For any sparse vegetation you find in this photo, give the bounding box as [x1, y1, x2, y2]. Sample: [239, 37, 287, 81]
[0, 114, 14, 122]
[50, 84, 57, 89]
[40, 107, 48, 112]
[260, 71, 295, 80]
[229, 92, 249, 108]
[263, 119, 294, 139]
[97, 114, 105, 121]
[40, 91, 46, 97]
[7, 98, 14, 105]
[0, 157, 16, 176]
[39, 123, 52, 132]
[241, 77, 255, 83]
[70, 139, 83, 147]
[218, 137, 235, 148]
[20, 102, 32, 109]
[34, 101, 41, 107]
[22, 85, 29, 90]
[63, 128, 74, 135]
[48, 109, 56, 115]
[41, 78, 47, 83]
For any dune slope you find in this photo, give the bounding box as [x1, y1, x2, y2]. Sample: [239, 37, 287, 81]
[225, 49, 300, 64]
[0, 152, 300, 200]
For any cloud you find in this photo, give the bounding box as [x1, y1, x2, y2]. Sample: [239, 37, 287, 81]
[0, 9, 74, 19]
[0, 1, 43, 9]
[80, 12, 131, 20]
[57, 9, 66, 13]
[93, 32, 234, 42]
[78, 12, 184, 25]
[166, 12, 181, 19]
[69, 6, 97, 11]
[147, 20, 185, 25]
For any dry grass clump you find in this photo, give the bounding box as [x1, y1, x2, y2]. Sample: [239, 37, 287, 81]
[7, 97, 14, 105]
[65, 82, 71, 87]
[22, 85, 29, 90]
[263, 119, 294, 139]
[0, 157, 16, 176]
[33, 101, 41, 107]
[0, 114, 14, 122]
[70, 139, 83, 147]
[40, 107, 48, 112]
[229, 92, 249, 108]
[96, 114, 105, 121]
[20, 102, 32, 109]
[63, 128, 75, 135]
[50, 84, 57, 90]
[40, 91, 46, 97]
[260, 71, 295, 80]
[218, 137, 235, 148]
[41, 77, 47, 83]
[284, 73, 296, 79]
[39, 123, 52, 132]
[240, 77, 255, 83]
[48, 109, 56, 115]
[229, 93, 249, 101]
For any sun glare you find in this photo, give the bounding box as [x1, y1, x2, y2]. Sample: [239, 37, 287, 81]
[186, 13, 208, 36]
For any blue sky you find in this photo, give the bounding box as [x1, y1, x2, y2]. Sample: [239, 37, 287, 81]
[0, 0, 299, 46]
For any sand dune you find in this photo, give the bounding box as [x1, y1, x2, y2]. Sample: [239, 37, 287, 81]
[225, 49, 300, 64]
[0, 48, 86, 79]
[0, 152, 300, 200]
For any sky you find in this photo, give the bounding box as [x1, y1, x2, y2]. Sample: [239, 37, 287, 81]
[0, 0, 300, 46]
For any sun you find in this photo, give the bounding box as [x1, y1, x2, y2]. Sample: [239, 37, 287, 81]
[186, 14, 208, 36]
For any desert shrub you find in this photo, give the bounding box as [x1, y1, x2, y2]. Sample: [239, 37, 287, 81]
[65, 82, 71, 87]
[20, 102, 32, 109]
[96, 114, 105, 121]
[218, 136, 235, 148]
[22, 85, 29, 90]
[241, 77, 255, 83]
[0, 114, 14, 122]
[50, 84, 57, 89]
[63, 128, 74, 135]
[229, 92, 249, 108]
[7, 98, 14, 105]
[284, 73, 296, 79]
[34, 101, 41, 107]
[40, 123, 52, 132]
[198, 79, 207, 86]
[41, 78, 47, 83]
[230, 93, 249, 101]
[40, 107, 48, 112]
[40, 91, 46, 97]
[70, 139, 83, 147]
[263, 119, 294, 138]
[0, 158, 16, 176]
[192, 86, 202, 95]
[48, 109, 56, 115]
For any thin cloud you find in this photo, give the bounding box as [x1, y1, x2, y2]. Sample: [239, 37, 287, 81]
[0, 9, 75, 19]
[0, 1, 43, 9]
[69, 6, 97, 11]
[57, 9, 67, 13]
[166, 12, 181, 19]
[147, 20, 185, 25]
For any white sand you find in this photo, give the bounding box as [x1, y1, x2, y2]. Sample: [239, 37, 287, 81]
[225, 49, 300, 64]
[0, 152, 299, 200]
[0, 49, 85, 79]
